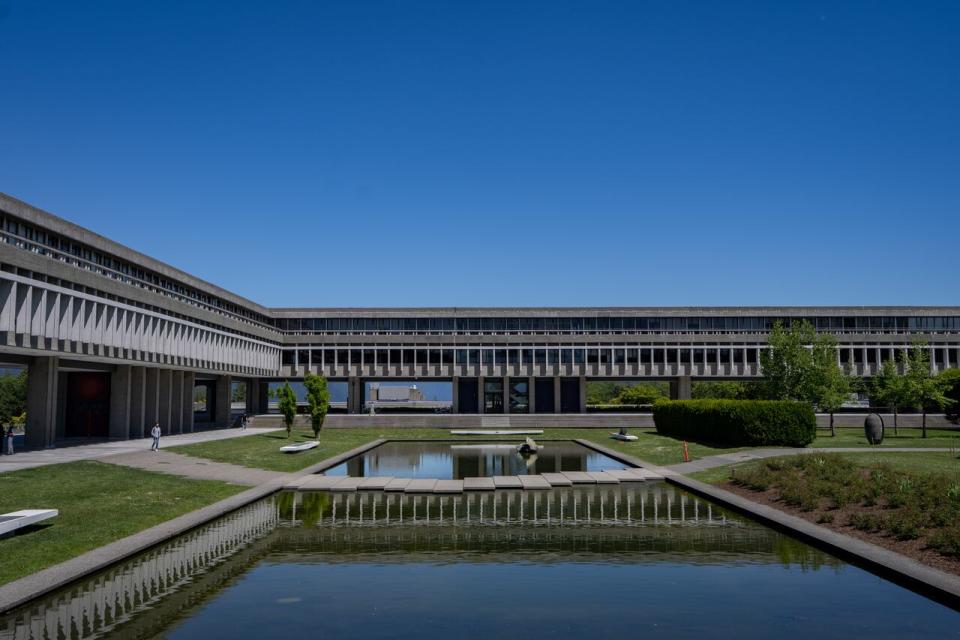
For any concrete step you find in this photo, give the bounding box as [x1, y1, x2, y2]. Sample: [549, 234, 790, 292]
[463, 477, 496, 491]
[585, 471, 620, 484]
[434, 480, 464, 494]
[404, 479, 438, 493]
[517, 475, 552, 490]
[492, 475, 523, 489]
[540, 472, 573, 486]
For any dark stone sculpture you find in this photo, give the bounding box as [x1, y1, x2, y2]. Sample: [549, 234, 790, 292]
[865, 413, 884, 445]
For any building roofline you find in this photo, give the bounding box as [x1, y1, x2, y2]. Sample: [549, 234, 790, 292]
[0, 192, 271, 316]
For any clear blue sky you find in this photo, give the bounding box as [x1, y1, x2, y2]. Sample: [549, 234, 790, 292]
[1, 1, 957, 307]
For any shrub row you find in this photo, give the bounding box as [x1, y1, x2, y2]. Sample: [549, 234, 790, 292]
[653, 399, 817, 447]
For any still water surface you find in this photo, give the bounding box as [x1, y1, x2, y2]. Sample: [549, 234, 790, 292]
[1, 486, 957, 639]
[324, 440, 625, 478]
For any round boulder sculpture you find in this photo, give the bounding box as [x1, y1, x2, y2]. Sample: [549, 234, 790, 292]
[864, 413, 884, 445]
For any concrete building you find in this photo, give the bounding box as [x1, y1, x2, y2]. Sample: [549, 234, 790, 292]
[1, 192, 959, 446]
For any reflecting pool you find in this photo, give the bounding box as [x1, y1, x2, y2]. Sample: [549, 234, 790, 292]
[323, 440, 626, 478]
[1, 485, 958, 639]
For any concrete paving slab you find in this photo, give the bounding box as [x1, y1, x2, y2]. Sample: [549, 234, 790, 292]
[358, 476, 394, 490]
[463, 477, 496, 491]
[560, 471, 596, 484]
[585, 471, 620, 484]
[540, 472, 573, 486]
[298, 475, 348, 491]
[628, 468, 664, 481]
[384, 478, 412, 492]
[604, 469, 646, 482]
[404, 479, 438, 493]
[434, 480, 464, 494]
[492, 475, 523, 489]
[329, 477, 363, 492]
[517, 475, 552, 490]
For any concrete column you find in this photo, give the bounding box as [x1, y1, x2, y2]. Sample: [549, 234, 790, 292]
[26, 356, 59, 449]
[503, 375, 509, 414]
[182, 371, 195, 433]
[578, 375, 587, 414]
[214, 375, 232, 427]
[528, 376, 536, 414]
[144, 367, 160, 428]
[451, 376, 459, 413]
[553, 376, 561, 413]
[256, 379, 269, 415]
[478, 376, 485, 414]
[55, 371, 67, 440]
[129, 366, 146, 439]
[109, 365, 132, 440]
[158, 369, 173, 435]
[670, 375, 692, 400]
[170, 370, 184, 434]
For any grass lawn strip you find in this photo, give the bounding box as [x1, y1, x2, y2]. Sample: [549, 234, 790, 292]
[695, 453, 960, 576]
[0, 461, 244, 586]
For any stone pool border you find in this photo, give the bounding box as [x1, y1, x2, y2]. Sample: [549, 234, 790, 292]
[577, 438, 960, 610]
[0, 438, 386, 615]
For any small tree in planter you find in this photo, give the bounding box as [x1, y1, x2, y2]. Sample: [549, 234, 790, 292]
[277, 382, 298, 438]
[303, 373, 330, 440]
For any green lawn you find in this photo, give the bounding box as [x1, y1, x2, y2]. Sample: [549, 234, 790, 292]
[810, 428, 960, 449]
[170, 426, 750, 470]
[0, 461, 244, 586]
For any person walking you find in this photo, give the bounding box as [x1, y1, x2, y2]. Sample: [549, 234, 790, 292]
[150, 422, 162, 451]
[5, 426, 13, 456]
[241, 414, 248, 430]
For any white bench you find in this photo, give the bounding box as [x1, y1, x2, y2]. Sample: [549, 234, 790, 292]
[0, 509, 58, 536]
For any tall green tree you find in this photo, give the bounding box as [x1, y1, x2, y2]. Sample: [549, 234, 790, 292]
[760, 320, 819, 402]
[902, 343, 953, 438]
[939, 368, 960, 424]
[276, 382, 298, 438]
[303, 373, 330, 439]
[0, 370, 28, 426]
[810, 333, 852, 436]
[870, 358, 910, 434]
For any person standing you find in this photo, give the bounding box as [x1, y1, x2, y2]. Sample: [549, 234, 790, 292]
[150, 422, 162, 451]
[5, 426, 13, 456]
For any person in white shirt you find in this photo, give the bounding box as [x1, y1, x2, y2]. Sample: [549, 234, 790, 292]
[150, 422, 162, 451]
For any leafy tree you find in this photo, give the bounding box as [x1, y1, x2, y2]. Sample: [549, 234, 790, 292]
[615, 383, 665, 405]
[759, 320, 819, 402]
[276, 381, 298, 438]
[303, 373, 330, 439]
[0, 370, 28, 426]
[231, 383, 246, 403]
[902, 343, 953, 438]
[810, 333, 853, 436]
[870, 359, 910, 434]
[586, 381, 625, 405]
[939, 368, 960, 423]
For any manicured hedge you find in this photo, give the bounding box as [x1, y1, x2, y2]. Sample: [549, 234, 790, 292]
[653, 399, 817, 447]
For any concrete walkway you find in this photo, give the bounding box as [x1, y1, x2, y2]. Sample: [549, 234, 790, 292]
[667, 447, 958, 474]
[0, 427, 281, 473]
[103, 450, 288, 486]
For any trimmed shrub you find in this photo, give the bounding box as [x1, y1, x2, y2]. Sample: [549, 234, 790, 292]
[653, 399, 817, 447]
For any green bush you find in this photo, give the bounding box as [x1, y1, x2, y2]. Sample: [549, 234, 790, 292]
[653, 399, 817, 447]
